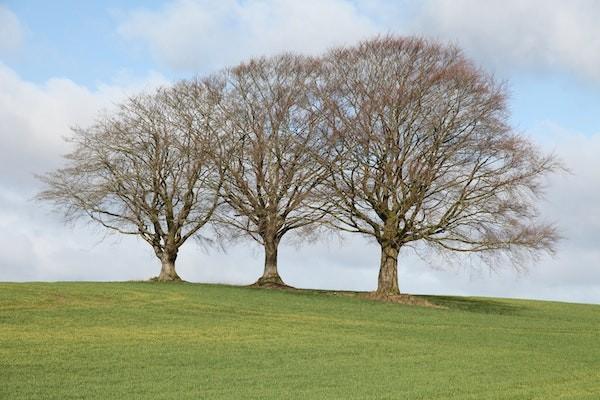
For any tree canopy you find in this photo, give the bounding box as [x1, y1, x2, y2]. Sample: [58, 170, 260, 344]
[319, 37, 560, 295]
[38, 36, 561, 290]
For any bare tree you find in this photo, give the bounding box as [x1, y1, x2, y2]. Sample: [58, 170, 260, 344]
[38, 81, 225, 281]
[320, 37, 561, 296]
[215, 54, 331, 287]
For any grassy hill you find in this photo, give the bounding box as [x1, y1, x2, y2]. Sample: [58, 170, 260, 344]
[1, 282, 599, 399]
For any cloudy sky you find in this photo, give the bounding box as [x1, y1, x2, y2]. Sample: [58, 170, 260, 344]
[1, 0, 600, 304]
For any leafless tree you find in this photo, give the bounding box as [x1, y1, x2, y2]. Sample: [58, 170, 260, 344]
[37, 80, 225, 281]
[214, 54, 331, 287]
[320, 36, 561, 296]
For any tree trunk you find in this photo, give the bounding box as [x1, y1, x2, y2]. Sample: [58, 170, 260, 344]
[254, 237, 285, 286]
[157, 251, 182, 282]
[376, 242, 401, 295]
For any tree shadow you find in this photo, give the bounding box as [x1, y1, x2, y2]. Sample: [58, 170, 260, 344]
[422, 296, 526, 315]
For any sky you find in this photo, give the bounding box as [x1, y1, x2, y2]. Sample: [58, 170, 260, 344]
[1, 0, 600, 304]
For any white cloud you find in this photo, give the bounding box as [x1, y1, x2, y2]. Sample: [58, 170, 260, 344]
[118, 0, 378, 71]
[0, 5, 24, 54]
[414, 0, 600, 82]
[0, 63, 168, 188]
[0, 65, 170, 281]
[117, 0, 600, 83]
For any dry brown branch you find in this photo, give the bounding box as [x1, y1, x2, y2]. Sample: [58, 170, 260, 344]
[319, 36, 562, 295]
[214, 54, 333, 286]
[37, 80, 225, 281]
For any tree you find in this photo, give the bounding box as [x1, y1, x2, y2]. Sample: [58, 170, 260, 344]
[215, 54, 331, 287]
[320, 37, 561, 296]
[38, 81, 225, 281]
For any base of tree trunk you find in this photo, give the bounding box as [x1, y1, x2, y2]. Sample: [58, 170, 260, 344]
[148, 275, 184, 283]
[375, 287, 401, 297]
[250, 275, 293, 289]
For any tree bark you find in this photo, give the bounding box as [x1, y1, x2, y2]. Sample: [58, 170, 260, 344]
[254, 237, 285, 286]
[157, 251, 182, 282]
[376, 242, 401, 295]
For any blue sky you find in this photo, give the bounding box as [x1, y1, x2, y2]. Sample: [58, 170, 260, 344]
[1, 0, 600, 303]
[4, 0, 599, 135]
[2, 0, 158, 84]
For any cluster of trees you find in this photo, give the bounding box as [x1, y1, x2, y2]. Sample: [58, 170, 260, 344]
[38, 37, 560, 296]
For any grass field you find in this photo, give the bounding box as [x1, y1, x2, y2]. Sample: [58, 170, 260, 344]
[1, 282, 599, 399]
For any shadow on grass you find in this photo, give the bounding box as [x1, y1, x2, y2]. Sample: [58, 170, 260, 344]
[422, 296, 526, 315]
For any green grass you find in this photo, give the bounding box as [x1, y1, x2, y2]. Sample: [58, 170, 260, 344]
[1, 282, 599, 399]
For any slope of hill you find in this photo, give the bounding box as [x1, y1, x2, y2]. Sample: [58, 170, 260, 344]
[1, 282, 598, 399]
